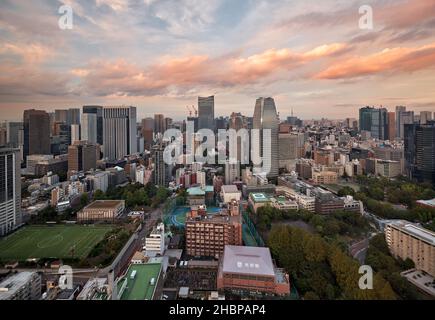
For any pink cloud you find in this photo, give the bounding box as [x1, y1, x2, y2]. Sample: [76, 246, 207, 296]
[315, 43, 435, 80]
[74, 43, 349, 96]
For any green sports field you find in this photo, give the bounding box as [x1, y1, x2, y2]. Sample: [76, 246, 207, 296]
[0, 225, 113, 261]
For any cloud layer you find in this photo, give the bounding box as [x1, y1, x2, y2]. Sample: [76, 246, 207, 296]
[0, 0, 434, 120]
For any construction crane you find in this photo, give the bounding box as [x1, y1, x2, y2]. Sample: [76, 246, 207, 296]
[192, 105, 198, 117]
[186, 106, 192, 117]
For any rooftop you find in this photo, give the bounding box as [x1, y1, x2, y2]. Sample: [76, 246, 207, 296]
[389, 220, 435, 245]
[85, 200, 124, 210]
[221, 245, 275, 277]
[187, 187, 205, 196]
[249, 193, 270, 203]
[416, 198, 435, 208]
[118, 263, 162, 300]
[222, 185, 239, 193]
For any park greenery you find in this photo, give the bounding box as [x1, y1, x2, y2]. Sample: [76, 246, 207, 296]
[252, 205, 371, 240]
[338, 176, 435, 231]
[268, 225, 397, 300]
[93, 182, 170, 209]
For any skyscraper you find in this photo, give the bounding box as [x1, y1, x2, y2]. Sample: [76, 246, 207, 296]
[23, 109, 50, 159]
[0, 147, 21, 236]
[102, 106, 137, 161]
[396, 106, 414, 139]
[81, 113, 97, 144]
[225, 160, 241, 184]
[359, 106, 388, 140]
[387, 112, 396, 141]
[253, 97, 279, 179]
[67, 141, 97, 176]
[55, 108, 80, 125]
[229, 112, 247, 164]
[198, 96, 215, 131]
[71, 124, 80, 144]
[154, 114, 166, 135]
[83, 106, 104, 145]
[141, 117, 154, 150]
[420, 111, 433, 124]
[152, 144, 166, 187]
[404, 122, 435, 185]
[6, 122, 24, 149]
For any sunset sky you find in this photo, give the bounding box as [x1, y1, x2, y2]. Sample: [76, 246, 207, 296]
[1, 0, 435, 121]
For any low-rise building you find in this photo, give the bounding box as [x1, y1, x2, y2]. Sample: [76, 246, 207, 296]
[116, 263, 162, 300]
[0, 272, 41, 300]
[248, 193, 271, 213]
[221, 185, 241, 204]
[312, 170, 338, 185]
[77, 200, 125, 223]
[145, 223, 165, 257]
[217, 245, 290, 296]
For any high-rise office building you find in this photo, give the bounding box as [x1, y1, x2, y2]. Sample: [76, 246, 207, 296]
[81, 113, 97, 144]
[154, 114, 166, 135]
[387, 112, 396, 141]
[165, 117, 173, 130]
[0, 147, 21, 236]
[152, 144, 166, 187]
[359, 106, 388, 140]
[55, 108, 80, 125]
[68, 108, 80, 125]
[71, 124, 80, 144]
[6, 122, 24, 149]
[404, 123, 435, 185]
[229, 112, 247, 164]
[141, 117, 154, 150]
[55, 109, 68, 123]
[225, 160, 240, 185]
[67, 141, 97, 176]
[83, 106, 104, 145]
[102, 106, 137, 161]
[396, 106, 414, 139]
[420, 111, 433, 124]
[198, 96, 215, 131]
[253, 97, 279, 179]
[23, 109, 50, 159]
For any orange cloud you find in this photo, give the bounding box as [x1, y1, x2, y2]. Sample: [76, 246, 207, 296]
[0, 43, 54, 64]
[315, 43, 435, 80]
[74, 43, 349, 96]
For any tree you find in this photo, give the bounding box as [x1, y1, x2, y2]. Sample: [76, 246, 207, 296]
[94, 189, 106, 200]
[80, 193, 89, 207]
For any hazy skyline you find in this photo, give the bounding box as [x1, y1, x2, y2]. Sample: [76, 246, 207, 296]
[1, 0, 435, 121]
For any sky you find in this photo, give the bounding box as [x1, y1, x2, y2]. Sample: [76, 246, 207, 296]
[0, 0, 435, 121]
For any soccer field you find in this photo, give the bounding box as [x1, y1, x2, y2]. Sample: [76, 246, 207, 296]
[0, 225, 113, 261]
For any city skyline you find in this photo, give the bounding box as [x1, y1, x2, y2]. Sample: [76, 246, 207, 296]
[1, 0, 435, 121]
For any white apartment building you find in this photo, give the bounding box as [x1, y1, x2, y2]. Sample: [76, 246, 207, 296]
[145, 223, 165, 257]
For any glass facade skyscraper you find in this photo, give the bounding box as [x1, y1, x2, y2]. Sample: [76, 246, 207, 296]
[253, 97, 279, 179]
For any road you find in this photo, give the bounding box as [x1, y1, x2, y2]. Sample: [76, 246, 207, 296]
[96, 205, 163, 277]
[349, 238, 370, 264]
